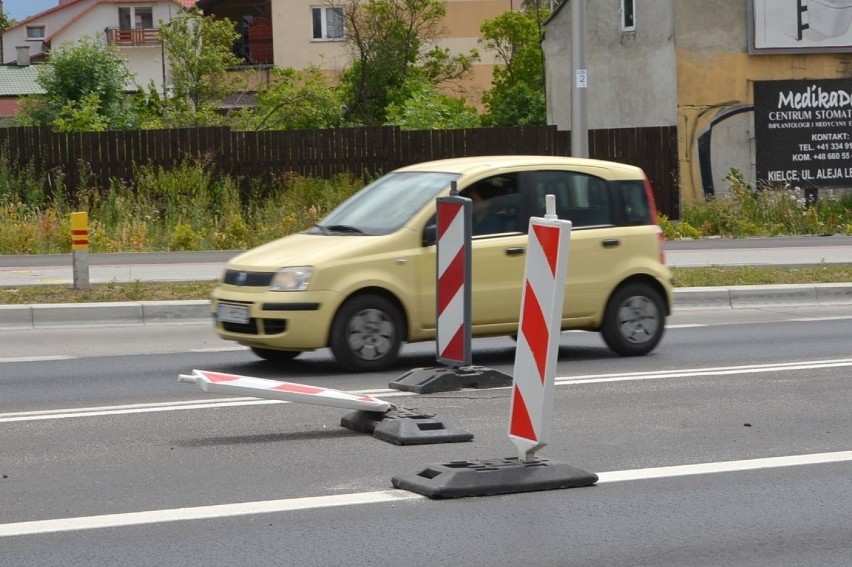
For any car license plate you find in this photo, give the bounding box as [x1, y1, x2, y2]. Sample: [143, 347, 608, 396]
[217, 303, 250, 324]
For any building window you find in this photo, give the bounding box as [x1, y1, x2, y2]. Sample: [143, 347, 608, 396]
[312, 7, 344, 40]
[621, 0, 636, 32]
[119, 6, 154, 29]
[26, 26, 46, 40]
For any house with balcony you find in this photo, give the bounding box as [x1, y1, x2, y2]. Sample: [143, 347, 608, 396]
[197, 0, 523, 108]
[1, 0, 196, 98]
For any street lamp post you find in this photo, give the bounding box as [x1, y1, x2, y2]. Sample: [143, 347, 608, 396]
[570, 0, 588, 158]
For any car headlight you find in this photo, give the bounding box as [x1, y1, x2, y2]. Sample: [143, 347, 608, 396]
[270, 267, 313, 291]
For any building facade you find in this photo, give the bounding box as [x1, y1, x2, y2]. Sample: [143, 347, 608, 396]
[198, 0, 523, 108]
[544, 0, 852, 206]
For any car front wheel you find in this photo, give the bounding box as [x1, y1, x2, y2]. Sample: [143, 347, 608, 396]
[329, 294, 404, 372]
[601, 282, 666, 356]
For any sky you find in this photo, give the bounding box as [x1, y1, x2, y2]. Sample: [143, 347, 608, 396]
[4, 0, 59, 22]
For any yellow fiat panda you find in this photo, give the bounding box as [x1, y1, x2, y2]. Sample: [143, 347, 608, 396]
[211, 156, 673, 371]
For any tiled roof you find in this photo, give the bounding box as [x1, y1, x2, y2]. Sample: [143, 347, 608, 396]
[7, 0, 198, 31]
[0, 65, 45, 96]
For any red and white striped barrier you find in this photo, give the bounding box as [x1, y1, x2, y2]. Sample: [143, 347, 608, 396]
[435, 193, 472, 367]
[178, 369, 392, 412]
[508, 196, 572, 462]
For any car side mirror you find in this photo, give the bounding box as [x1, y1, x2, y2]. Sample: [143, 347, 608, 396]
[422, 223, 437, 246]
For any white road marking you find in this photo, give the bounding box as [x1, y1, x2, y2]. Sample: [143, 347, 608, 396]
[0, 356, 75, 364]
[2, 358, 851, 423]
[1, 451, 850, 538]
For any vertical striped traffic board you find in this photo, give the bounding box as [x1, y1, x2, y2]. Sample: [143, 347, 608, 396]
[435, 186, 472, 367]
[508, 195, 572, 462]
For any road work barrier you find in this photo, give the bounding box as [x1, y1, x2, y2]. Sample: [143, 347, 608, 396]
[178, 369, 472, 445]
[390, 183, 513, 393]
[392, 195, 598, 497]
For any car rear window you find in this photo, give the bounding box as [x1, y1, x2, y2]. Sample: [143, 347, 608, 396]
[614, 180, 653, 225]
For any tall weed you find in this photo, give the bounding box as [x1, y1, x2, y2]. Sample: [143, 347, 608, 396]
[2, 162, 849, 254]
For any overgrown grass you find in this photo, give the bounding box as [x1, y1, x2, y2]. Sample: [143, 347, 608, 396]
[660, 170, 852, 239]
[0, 154, 363, 254]
[1, 159, 851, 253]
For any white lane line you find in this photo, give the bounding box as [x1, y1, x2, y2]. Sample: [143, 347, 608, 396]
[555, 357, 852, 386]
[0, 491, 424, 537]
[3, 358, 851, 423]
[0, 356, 75, 364]
[597, 451, 852, 483]
[2, 451, 850, 538]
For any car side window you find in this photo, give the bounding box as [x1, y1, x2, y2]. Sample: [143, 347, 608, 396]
[460, 173, 522, 236]
[615, 180, 652, 225]
[529, 171, 613, 227]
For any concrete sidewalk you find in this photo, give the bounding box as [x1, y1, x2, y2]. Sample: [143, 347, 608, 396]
[2, 238, 852, 286]
[1, 237, 851, 328]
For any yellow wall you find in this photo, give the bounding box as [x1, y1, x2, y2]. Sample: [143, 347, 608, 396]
[269, 0, 512, 109]
[677, 51, 851, 202]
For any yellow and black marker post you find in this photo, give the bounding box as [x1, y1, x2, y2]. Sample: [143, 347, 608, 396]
[71, 212, 90, 290]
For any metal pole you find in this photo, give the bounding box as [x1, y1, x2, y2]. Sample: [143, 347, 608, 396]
[570, 0, 589, 158]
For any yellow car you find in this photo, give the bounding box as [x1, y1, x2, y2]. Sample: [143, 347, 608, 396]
[211, 156, 674, 371]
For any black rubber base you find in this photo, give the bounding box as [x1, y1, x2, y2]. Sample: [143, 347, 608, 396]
[392, 457, 598, 498]
[389, 366, 513, 394]
[340, 407, 474, 445]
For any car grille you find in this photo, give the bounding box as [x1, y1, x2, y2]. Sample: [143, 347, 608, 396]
[221, 318, 287, 335]
[223, 270, 274, 287]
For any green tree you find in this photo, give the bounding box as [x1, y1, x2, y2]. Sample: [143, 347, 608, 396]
[161, 8, 241, 117]
[336, 0, 478, 125]
[385, 77, 480, 129]
[18, 36, 135, 130]
[480, 6, 548, 126]
[230, 66, 345, 131]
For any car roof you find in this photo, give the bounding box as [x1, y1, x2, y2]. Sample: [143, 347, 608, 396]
[394, 155, 646, 180]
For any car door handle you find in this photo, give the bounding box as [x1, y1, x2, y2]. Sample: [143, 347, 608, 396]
[602, 239, 620, 248]
[505, 247, 525, 256]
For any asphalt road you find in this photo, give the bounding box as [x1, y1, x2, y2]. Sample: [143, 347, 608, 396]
[2, 305, 851, 566]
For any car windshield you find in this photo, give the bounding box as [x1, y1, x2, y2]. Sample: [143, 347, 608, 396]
[312, 171, 459, 235]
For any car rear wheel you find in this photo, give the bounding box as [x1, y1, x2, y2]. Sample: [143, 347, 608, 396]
[250, 347, 302, 363]
[330, 294, 403, 372]
[601, 282, 665, 356]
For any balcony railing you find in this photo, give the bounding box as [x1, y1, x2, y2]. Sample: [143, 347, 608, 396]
[105, 27, 161, 46]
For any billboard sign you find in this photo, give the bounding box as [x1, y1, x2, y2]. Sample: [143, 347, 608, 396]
[750, 0, 852, 53]
[754, 79, 852, 188]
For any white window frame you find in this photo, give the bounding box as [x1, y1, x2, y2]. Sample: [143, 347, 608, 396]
[311, 6, 345, 41]
[621, 0, 636, 32]
[26, 25, 46, 40]
[118, 6, 154, 29]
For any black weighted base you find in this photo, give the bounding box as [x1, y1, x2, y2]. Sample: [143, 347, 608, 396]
[340, 407, 474, 445]
[392, 457, 598, 498]
[389, 366, 513, 394]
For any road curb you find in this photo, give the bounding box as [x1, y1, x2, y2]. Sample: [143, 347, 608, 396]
[672, 283, 852, 310]
[2, 287, 852, 329]
[0, 300, 210, 329]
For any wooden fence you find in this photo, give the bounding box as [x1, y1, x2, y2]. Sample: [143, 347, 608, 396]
[0, 125, 679, 217]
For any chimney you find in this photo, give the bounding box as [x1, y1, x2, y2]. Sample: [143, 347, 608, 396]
[17, 45, 31, 67]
